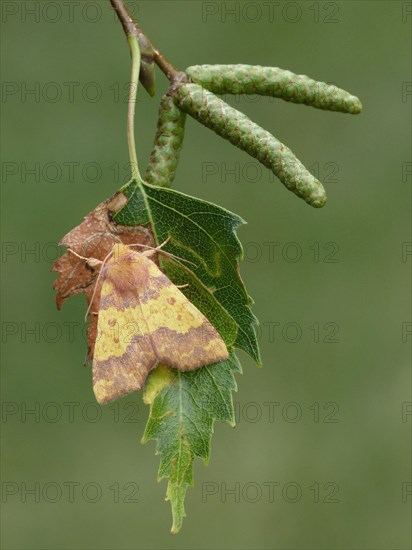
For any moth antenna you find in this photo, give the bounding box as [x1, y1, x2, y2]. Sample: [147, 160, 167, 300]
[127, 236, 171, 253]
[158, 250, 198, 268]
[68, 249, 102, 266]
[128, 237, 198, 268]
[160, 255, 202, 287]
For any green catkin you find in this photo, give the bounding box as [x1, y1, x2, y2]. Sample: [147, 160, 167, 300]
[145, 94, 187, 188]
[185, 64, 362, 114]
[173, 83, 327, 208]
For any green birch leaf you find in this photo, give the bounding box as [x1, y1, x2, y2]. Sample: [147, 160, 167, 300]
[186, 64, 362, 114]
[112, 179, 257, 532]
[142, 351, 242, 534]
[113, 179, 260, 361]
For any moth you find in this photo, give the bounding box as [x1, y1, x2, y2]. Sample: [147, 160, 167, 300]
[71, 242, 228, 404]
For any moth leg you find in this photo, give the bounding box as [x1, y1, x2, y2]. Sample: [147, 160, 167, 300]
[140, 236, 172, 257]
[68, 249, 102, 267]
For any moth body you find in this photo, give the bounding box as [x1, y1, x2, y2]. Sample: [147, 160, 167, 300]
[92, 244, 228, 404]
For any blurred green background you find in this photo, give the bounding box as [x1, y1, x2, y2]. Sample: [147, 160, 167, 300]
[1, 1, 411, 548]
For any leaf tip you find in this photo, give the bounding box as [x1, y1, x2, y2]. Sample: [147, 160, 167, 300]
[167, 483, 187, 535]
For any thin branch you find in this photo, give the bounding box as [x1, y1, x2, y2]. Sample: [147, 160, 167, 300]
[152, 46, 183, 83]
[110, 0, 184, 83]
[110, 0, 139, 36]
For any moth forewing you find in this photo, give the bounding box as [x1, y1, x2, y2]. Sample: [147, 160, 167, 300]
[92, 243, 228, 404]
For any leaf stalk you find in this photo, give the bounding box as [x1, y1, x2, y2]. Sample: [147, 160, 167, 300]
[127, 34, 141, 181]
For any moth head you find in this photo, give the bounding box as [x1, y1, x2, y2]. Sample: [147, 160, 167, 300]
[111, 243, 137, 264]
[104, 243, 149, 292]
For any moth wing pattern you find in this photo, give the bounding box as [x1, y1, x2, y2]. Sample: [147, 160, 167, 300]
[137, 254, 229, 370]
[92, 259, 156, 404]
[92, 245, 228, 404]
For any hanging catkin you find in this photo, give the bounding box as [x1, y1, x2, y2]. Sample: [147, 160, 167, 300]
[145, 94, 186, 188]
[186, 64, 362, 114]
[173, 83, 327, 207]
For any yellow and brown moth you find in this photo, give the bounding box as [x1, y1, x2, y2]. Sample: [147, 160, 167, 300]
[83, 243, 228, 404]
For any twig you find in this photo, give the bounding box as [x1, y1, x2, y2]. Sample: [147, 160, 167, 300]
[110, 0, 185, 83]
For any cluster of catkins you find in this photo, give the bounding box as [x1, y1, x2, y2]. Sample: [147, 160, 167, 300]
[144, 64, 362, 208]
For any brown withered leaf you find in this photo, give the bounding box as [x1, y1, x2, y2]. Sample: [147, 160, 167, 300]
[52, 192, 155, 361]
